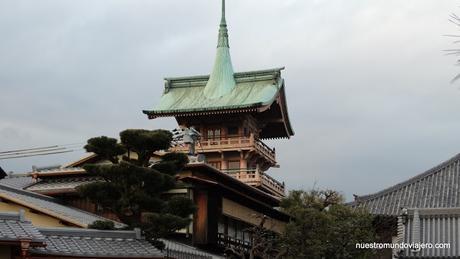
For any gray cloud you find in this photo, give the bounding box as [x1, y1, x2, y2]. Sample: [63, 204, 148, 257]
[1, 0, 459, 200]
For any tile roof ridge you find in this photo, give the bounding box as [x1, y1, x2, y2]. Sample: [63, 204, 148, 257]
[0, 211, 22, 221]
[38, 227, 138, 239]
[356, 152, 460, 202]
[29, 167, 85, 175]
[4, 173, 30, 178]
[164, 67, 284, 82]
[36, 166, 83, 172]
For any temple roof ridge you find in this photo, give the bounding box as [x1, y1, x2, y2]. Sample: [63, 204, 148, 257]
[350, 152, 460, 215]
[163, 67, 285, 88]
[357, 153, 460, 201]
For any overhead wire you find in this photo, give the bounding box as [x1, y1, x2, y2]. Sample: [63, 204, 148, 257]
[0, 142, 85, 160]
[0, 147, 67, 157]
[0, 145, 60, 154]
[0, 149, 82, 160]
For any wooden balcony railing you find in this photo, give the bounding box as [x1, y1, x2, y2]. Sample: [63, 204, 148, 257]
[222, 168, 285, 197]
[171, 135, 276, 163]
[254, 139, 276, 163]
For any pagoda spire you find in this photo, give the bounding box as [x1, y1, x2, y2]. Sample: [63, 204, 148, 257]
[203, 0, 236, 99]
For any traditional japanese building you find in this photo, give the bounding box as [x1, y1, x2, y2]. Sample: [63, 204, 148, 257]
[8, 156, 290, 254]
[143, 0, 294, 198]
[0, 2, 294, 257]
[351, 153, 460, 258]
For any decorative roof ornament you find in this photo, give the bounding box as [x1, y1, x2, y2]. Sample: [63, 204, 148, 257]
[203, 0, 236, 99]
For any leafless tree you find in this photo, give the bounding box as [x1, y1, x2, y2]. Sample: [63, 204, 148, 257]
[225, 215, 286, 259]
[445, 12, 460, 82]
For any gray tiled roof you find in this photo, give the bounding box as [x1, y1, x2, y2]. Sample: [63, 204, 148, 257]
[0, 175, 36, 189]
[31, 228, 163, 258]
[0, 211, 45, 244]
[26, 176, 102, 193]
[0, 184, 125, 228]
[351, 153, 460, 215]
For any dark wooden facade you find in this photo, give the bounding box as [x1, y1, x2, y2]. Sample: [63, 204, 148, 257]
[178, 163, 290, 250]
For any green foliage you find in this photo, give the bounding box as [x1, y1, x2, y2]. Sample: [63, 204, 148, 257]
[88, 220, 115, 230]
[84, 136, 125, 164]
[141, 212, 192, 240]
[373, 215, 398, 245]
[78, 181, 121, 209]
[120, 129, 172, 166]
[151, 152, 189, 175]
[280, 190, 376, 259]
[163, 196, 196, 218]
[78, 129, 195, 248]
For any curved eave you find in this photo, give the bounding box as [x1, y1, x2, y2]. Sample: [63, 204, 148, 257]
[257, 83, 294, 140]
[143, 105, 262, 119]
[278, 84, 295, 138]
[144, 84, 294, 140]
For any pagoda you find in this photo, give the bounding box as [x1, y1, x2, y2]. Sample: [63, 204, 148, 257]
[143, 0, 294, 198]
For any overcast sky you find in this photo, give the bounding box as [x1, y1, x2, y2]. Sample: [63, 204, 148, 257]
[1, 0, 460, 200]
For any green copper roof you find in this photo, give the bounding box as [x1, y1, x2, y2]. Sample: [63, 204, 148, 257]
[203, 0, 236, 99]
[144, 68, 285, 116]
[144, 1, 286, 117]
[143, 1, 294, 138]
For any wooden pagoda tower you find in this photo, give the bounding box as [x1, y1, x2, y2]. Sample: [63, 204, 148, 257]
[143, 0, 294, 198]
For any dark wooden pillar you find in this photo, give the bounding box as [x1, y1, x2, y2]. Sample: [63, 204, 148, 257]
[206, 190, 221, 245]
[193, 189, 222, 246]
[193, 190, 208, 245]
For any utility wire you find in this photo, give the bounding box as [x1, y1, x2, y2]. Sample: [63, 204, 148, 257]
[0, 142, 85, 160]
[0, 147, 68, 157]
[0, 149, 83, 160]
[0, 142, 84, 155]
[0, 144, 83, 157]
[0, 145, 59, 154]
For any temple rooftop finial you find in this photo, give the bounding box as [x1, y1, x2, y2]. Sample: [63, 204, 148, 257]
[203, 0, 236, 99]
[220, 0, 226, 26]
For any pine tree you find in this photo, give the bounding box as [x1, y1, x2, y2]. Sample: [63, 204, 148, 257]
[78, 129, 195, 249]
